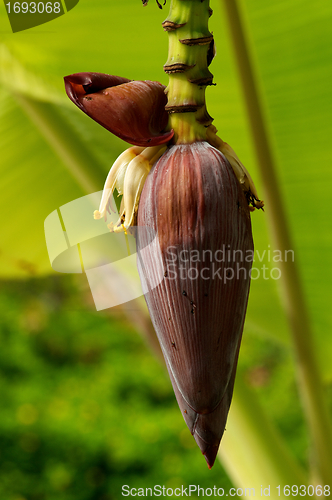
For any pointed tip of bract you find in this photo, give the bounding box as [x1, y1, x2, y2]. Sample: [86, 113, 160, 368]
[193, 431, 220, 469]
[204, 445, 220, 469]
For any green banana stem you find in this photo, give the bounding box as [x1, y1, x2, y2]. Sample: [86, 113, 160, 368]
[164, 0, 214, 143]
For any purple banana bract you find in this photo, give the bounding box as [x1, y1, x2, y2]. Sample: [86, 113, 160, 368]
[136, 142, 253, 467]
[64, 71, 255, 468]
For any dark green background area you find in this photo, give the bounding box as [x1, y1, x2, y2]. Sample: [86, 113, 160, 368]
[4, 1, 64, 32]
[0, 276, 235, 499]
[3, 0, 79, 32]
[0, 275, 311, 498]
[64, 0, 78, 12]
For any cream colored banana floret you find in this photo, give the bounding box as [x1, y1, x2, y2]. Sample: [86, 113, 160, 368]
[94, 145, 166, 232]
[206, 125, 264, 210]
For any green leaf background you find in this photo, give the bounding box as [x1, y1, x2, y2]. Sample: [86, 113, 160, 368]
[0, 0, 331, 496]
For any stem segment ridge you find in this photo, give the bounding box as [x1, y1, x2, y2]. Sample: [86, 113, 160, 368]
[163, 0, 215, 143]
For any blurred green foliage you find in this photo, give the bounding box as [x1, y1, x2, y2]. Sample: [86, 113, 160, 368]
[0, 275, 234, 499]
[0, 273, 318, 499]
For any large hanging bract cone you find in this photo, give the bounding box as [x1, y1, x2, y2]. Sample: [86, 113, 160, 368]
[136, 142, 254, 468]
